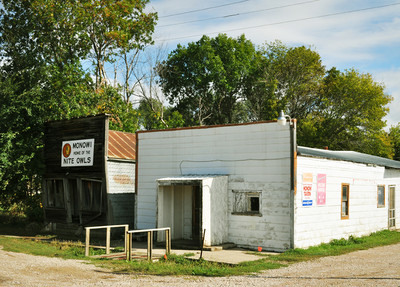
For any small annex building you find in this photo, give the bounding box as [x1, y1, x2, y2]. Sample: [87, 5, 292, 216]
[42, 114, 136, 234]
[135, 121, 400, 251]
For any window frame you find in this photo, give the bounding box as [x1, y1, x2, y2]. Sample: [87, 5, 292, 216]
[341, 183, 349, 220]
[81, 178, 103, 212]
[377, 185, 385, 208]
[232, 190, 262, 216]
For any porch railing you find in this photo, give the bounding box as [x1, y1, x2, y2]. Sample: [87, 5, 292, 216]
[126, 227, 171, 261]
[84, 224, 129, 257]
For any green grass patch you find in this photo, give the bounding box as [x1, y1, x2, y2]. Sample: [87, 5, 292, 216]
[0, 230, 399, 276]
[0, 236, 86, 259]
[270, 230, 400, 263]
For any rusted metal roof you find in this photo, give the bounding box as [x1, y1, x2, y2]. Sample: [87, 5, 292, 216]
[108, 130, 136, 161]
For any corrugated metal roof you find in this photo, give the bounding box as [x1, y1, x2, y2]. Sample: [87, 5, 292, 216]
[297, 146, 400, 169]
[108, 130, 136, 160]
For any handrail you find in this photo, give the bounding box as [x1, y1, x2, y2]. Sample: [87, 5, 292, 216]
[84, 224, 129, 257]
[126, 227, 171, 262]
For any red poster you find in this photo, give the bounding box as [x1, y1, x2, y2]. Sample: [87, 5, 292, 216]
[317, 174, 326, 205]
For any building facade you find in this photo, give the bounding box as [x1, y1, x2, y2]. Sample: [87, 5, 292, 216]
[135, 121, 400, 251]
[43, 114, 136, 234]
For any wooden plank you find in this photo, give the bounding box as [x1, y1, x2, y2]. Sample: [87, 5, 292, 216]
[85, 228, 90, 257]
[106, 227, 111, 255]
[147, 231, 153, 261]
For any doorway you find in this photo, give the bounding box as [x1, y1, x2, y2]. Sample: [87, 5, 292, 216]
[158, 183, 203, 248]
[192, 185, 202, 246]
[389, 185, 396, 229]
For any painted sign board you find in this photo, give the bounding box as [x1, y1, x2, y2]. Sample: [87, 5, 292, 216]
[302, 173, 313, 207]
[61, 139, 94, 167]
[317, 174, 326, 205]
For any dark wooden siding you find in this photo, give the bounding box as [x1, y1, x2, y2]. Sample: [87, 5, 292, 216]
[44, 114, 108, 177]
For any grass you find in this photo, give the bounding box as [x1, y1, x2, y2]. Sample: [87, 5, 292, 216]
[0, 229, 400, 276]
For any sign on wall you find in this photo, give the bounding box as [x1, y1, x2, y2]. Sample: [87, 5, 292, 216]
[61, 139, 95, 167]
[317, 174, 326, 205]
[302, 173, 314, 207]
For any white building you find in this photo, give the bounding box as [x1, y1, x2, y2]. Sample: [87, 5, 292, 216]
[135, 121, 400, 251]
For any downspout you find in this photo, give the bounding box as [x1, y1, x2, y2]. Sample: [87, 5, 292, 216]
[289, 119, 297, 249]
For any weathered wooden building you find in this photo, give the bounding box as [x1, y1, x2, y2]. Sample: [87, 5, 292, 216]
[43, 114, 136, 234]
[135, 121, 400, 251]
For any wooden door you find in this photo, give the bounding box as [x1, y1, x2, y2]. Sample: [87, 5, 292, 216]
[389, 186, 396, 229]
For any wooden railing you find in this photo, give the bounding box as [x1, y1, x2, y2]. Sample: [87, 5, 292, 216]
[84, 224, 129, 257]
[126, 227, 171, 261]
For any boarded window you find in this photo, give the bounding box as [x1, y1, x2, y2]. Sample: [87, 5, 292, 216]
[82, 179, 102, 211]
[341, 184, 349, 219]
[232, 191, 261, 215]
[377, 185, 385, 208]
[46, 179, 65, 208]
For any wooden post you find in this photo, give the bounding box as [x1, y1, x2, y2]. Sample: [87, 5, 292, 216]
[147, 231, 153, 261]
[85, 228, 90, 257]
[126, 232, 132, 261]
[124, 225, 129, 253]
[106, 227, 111, 255]
[166, 228, 171, 254]
[200, 229, 206, 260]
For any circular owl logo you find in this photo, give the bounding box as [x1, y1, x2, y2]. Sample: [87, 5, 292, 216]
[62, 143, 71, 158]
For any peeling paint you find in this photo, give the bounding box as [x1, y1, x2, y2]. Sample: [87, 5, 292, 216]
[113, 174, 133, 185]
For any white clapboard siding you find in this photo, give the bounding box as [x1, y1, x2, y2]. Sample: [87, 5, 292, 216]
[295, 156, 399, 248]
[137, 122, 292, 251]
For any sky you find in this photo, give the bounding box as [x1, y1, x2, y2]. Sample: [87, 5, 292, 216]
[147, 0, 400, 128]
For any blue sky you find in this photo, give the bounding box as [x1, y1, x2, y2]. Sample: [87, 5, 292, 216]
[148, 0, 400, 128]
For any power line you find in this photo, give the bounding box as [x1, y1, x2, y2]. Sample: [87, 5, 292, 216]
[158, 0, 319, 28]
[158, 2, 400, 42]
[159, 0, 249, 18]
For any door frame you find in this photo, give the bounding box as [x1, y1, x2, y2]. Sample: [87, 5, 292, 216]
[388, 185, 396, 229]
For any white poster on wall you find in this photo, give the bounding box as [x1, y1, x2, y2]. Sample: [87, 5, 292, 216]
[302, 173, 314, 207]
[61, 139, 95, 167]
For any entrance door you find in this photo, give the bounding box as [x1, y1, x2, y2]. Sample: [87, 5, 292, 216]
[192, 185, 202, 245]
[389, 186, 396, 229]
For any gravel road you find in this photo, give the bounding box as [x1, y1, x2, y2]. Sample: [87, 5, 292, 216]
[1, 243, 400, 286]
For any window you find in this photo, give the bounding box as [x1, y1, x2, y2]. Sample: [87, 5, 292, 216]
[82, 179, 102, 211]
[341, 184, 349, 219]
[377, 185, 385, 208]
[232, 191, 261, 216]
[46, 179, 65, 208]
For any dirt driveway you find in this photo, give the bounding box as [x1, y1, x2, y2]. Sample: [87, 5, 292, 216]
[1, 243, 400, 286]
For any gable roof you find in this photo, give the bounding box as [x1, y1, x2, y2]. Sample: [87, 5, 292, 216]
[297, 146, 400, 169]
[108, 130, 136, 161]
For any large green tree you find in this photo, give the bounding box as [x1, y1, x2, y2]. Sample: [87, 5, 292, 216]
[243, 41, 325, 122]
[0, 0, 155, 211]
[389, 124, 400, 161]
[299, 68, 393, 157]
[158, 34, 259, 126]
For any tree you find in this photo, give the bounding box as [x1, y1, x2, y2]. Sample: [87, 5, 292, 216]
[299, 68, 393, 157]
[79, 0, 157, 88]
[390, 124, 400, 161]
[0, 0, 156, 211]
[158, 34, 259, 126]
[137, 98, 184, 130]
